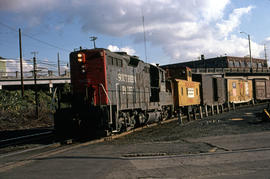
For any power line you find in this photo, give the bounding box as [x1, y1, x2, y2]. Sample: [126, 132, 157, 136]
[0, 21, 71, 53]
[23, 33, 70, 52]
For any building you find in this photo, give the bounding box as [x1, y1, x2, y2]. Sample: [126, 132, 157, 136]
[162, 56, 268, 69]
[0, 58, 6, 77]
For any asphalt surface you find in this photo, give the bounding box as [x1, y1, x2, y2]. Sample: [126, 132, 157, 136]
[1, 104, 270, 178]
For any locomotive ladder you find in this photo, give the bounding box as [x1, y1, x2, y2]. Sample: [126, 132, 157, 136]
[99, 83, 113, 125]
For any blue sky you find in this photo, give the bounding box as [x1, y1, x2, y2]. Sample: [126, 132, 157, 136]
[0, 0, 270, 72]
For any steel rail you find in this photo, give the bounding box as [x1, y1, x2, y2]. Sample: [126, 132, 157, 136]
[0, 131, 53, 147]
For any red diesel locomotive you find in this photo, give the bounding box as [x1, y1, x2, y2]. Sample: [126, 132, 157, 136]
[54, 48, 173, 136]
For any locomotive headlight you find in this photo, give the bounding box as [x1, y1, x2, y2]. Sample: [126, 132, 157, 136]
[77, 53, 85, 63]
[78, 53, 82, 62]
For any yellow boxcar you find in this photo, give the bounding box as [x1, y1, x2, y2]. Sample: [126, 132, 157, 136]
[227, 79, 253, 103]
[176, 79, 201, 107]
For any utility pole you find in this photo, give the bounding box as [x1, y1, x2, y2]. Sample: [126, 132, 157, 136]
[31, 51, 39, 120]
[57, 52, 60, 76]
[265, 44, 269, 67]
[240, 32, 252, 72]
[248, 34, 252, 71]
[90, 36, 97, 48]
[19, 28, 24, 96]
[264, 44, 268, 61]
[142, 14, 148, 63]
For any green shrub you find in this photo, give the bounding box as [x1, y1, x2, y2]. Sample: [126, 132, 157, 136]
[0, 90, 54, 130]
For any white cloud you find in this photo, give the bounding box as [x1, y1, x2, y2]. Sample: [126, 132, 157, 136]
[199, 0, 231, 22]
[4, 59, 32, 75]
[0, 0, 57, 12]
[217, 6, 254, 37]
[107, 45, 136, 55]
[1, 0, 264, 63]
[264, 37, 270, 44]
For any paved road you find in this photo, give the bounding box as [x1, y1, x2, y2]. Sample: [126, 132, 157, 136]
[1, 133, 270, 178]
[1, 106, 270, 178]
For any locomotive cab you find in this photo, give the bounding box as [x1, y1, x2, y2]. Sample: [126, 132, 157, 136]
[70, 49, 108, 107]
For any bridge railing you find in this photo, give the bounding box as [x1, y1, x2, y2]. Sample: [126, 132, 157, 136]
[192, 67, 270, 74]
[0, 70, 70, 79]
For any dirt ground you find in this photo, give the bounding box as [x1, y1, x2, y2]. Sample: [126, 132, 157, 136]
[0, 113, 53, 131]
[96, 103, 270, 156]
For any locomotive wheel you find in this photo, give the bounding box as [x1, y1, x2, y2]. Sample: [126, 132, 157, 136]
[162, 109, 169, 121]
[138, 112, 146, 125]
[118, 116, 125, 132]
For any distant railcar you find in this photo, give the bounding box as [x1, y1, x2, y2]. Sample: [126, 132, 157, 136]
[253, 79, 270, 101]
[227, 79, 253, 104]
[192, 74, 226, 106]
[175, 78, 200, 107]
[163, 66, 200, 113]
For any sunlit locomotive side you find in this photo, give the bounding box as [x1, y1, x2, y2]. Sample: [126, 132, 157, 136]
[56, 48, 173, 135]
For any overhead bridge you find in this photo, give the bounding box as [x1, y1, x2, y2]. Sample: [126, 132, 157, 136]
[0, 71, 70, 92]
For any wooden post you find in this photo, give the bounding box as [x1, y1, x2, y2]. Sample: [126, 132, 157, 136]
[33, 56, 38, 119]
[19, 28, 24, 97]
[57, 52, 61, 76]
[193, 108, 197, 120]
[178, 109, 182, 125]
[205, 105, 208, 117]
[221, 104, 224, 113]
[187, 111, 191, 122]
[199, 106, 203, 119]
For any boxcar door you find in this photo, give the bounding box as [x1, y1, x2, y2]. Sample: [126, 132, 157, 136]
[266, 80, 270, 98]
[217, 77, 226, 104]
[255, 80, 265, 100]
[202, 75, 213, 105]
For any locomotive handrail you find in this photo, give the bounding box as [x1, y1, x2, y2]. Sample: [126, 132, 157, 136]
[99, 83, 113, 125]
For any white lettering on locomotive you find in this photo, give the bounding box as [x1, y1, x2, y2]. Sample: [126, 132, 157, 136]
[121, 85, 134, 95]
[118, 73, 136, 83]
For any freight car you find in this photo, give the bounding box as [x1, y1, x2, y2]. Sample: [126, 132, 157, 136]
[192, 74, 226, 106]
[253, 79, 270, 101]
[163, 66, 201, 121]
[227, 78, 253, 104]
[54, 48, 174, 136]
[162, 63, 254, 115]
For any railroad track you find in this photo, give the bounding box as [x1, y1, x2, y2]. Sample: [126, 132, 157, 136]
[0, 130, 54, 148]
[0, 102, 267, 151]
